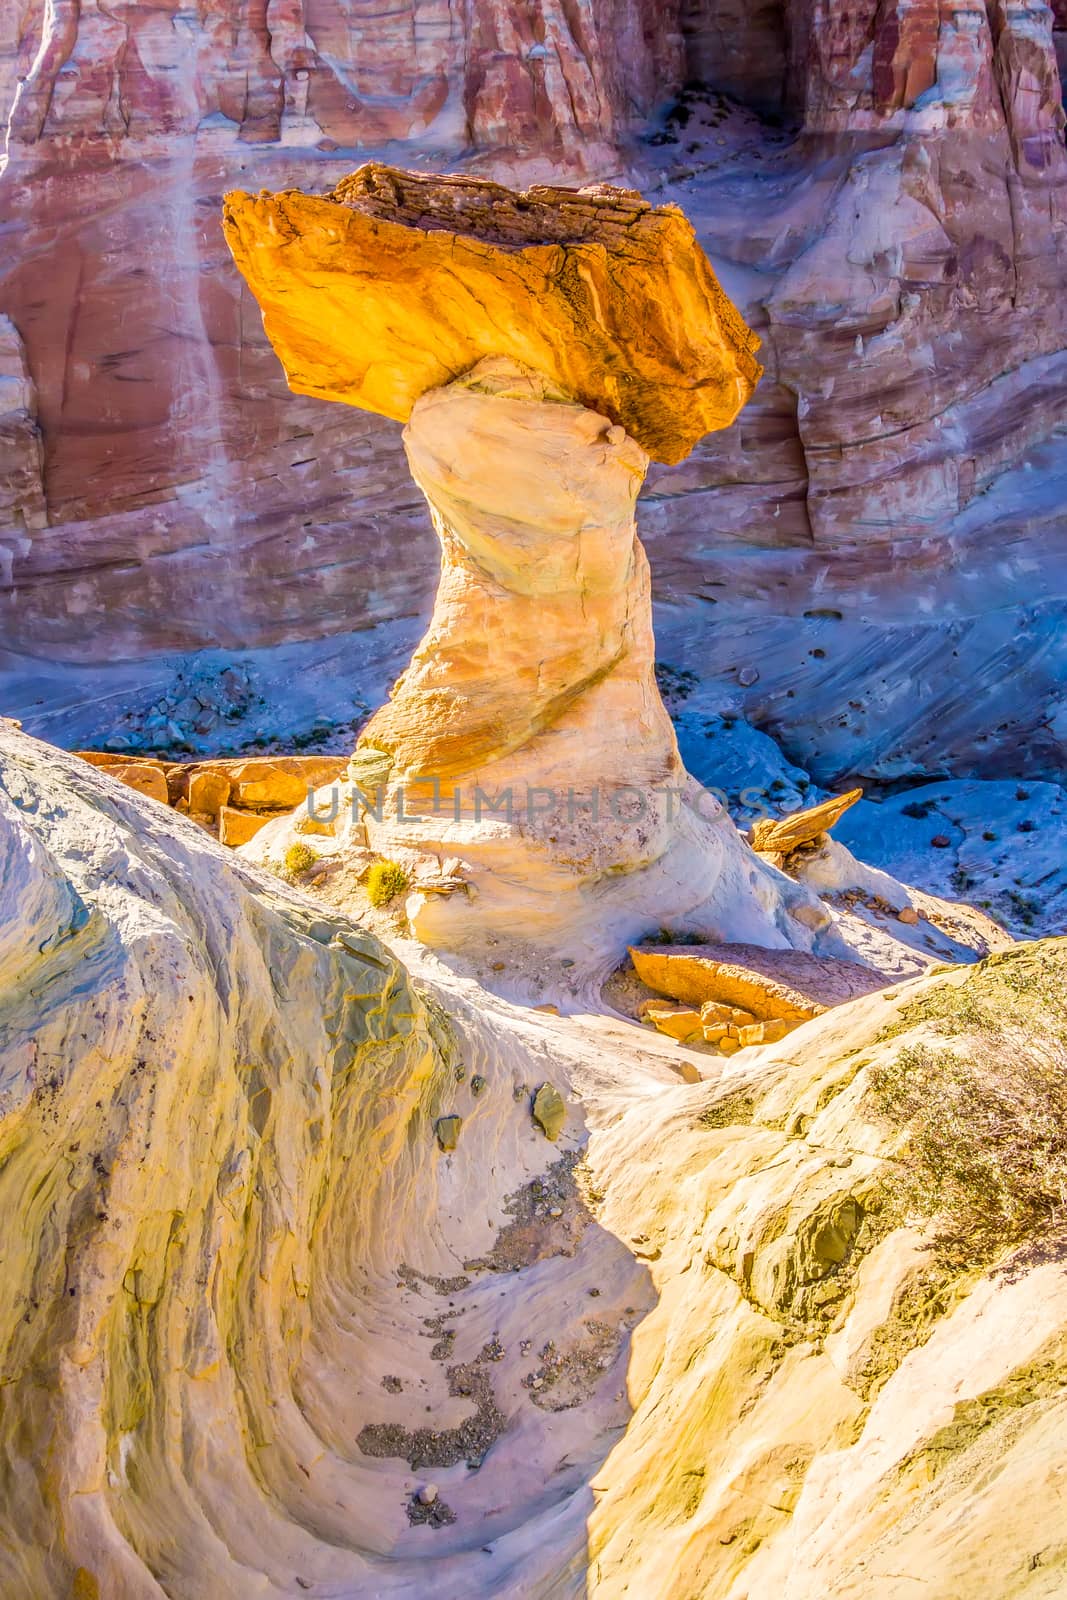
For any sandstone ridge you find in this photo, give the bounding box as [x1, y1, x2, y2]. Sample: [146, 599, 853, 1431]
[2, 726, 1065, 1597]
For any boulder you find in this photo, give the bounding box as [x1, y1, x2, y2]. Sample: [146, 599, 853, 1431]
[737, 1019, 796, 1048]
[641, 1001, 705, 1043]
[101, 760, 169, 806]
[229, 761, 313, 810]
[700, 1001, 757, 1029]
[532, 1083, 566, 1142]
[749, 789, 863, 857]
[434, 1115, 462, 1152]
[187, 769, 231, 819]
[223, 165, 762, 466]
[218, 807, 273, 848]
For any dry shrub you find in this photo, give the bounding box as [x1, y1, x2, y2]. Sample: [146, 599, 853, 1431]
[367, 859, 409, 908]
[869, 941, 1067, 1255]
[283, 840, 319, 878]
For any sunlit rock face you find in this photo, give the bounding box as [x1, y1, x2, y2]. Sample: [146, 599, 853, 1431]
[221, 167, 763, 464]
[4, 726, 1067, 1597]
[0, 722, 654, 1596]
[357, 359, 824, 953]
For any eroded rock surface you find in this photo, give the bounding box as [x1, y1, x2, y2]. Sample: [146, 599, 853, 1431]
[630, 940, 889, 1018]
[2, 728, 1064, 1597]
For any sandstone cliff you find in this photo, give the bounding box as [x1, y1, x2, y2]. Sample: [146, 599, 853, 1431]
[1, 4, 1067, 784]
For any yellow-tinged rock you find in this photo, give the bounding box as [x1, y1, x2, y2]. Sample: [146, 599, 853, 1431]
[642, 1002, 705, 1043]
[187, 769, 231, 819]
[700, 1000, 757, 1028]
[629, 943, 869, 1022]
[105, 762, 170, 806]
[749, 788, 864, 855]
[218, 806, 272, 847]
[222, 164, 763, 465]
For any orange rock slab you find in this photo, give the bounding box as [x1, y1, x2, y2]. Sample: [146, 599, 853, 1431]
[221, 164, 763, 465]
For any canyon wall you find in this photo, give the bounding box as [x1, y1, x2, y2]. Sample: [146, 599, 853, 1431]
[1, 1, 1066, 782]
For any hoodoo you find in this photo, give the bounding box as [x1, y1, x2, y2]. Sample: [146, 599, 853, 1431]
[224, 167, 822, 956]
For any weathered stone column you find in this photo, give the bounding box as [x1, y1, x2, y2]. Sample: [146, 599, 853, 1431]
[223, 166, 828, 957]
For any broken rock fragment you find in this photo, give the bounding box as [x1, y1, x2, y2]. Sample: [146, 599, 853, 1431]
[630, 942, 886, 1022]
[749, 788, 863, 859]
[435, 1115, 463, 1152]
[532, 1084, 566, 1142]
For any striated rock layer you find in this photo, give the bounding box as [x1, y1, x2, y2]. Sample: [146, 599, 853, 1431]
[2, 2, 1067, 782]
[3, 724, 1066, 1597]
[343, 358, 826, 954]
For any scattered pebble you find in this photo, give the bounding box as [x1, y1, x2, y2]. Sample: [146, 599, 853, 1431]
[532, 1083, 566, 1141]
[417, 1483, 439, 1505]
[435, 1115, 463, 1152]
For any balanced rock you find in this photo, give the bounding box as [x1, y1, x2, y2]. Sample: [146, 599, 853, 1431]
[222, 164, 762, 466]
[224, 168, 829, 960]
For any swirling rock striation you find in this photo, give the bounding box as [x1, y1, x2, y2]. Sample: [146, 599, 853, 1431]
[2, 728, 1066, 1596]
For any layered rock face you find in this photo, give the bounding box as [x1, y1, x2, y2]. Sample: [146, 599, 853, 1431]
[0, 0, 679, 662]
[3, 725, 1066, 1597]
[2, 2, 1067, 783]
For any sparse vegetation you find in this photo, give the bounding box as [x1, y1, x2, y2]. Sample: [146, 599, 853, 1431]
[654, 661, 699, 709]
[869, 943, 1067, 1257]
[367, 859, 409, 907]
[283, 840, 319, 878]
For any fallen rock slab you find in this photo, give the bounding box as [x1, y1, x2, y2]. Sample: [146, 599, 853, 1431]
[639, 1001, 705, 1043]
[749, 788, 863, 857]
[629, 942, 887, 1022]
[218, 806, 274, 848]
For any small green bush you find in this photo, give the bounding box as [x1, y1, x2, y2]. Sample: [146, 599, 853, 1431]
[367, 859, 409, 908]
[283, 840, 319, 878]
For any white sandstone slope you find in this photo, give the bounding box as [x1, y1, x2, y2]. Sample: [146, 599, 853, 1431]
[2, 723, 1066, 1599]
